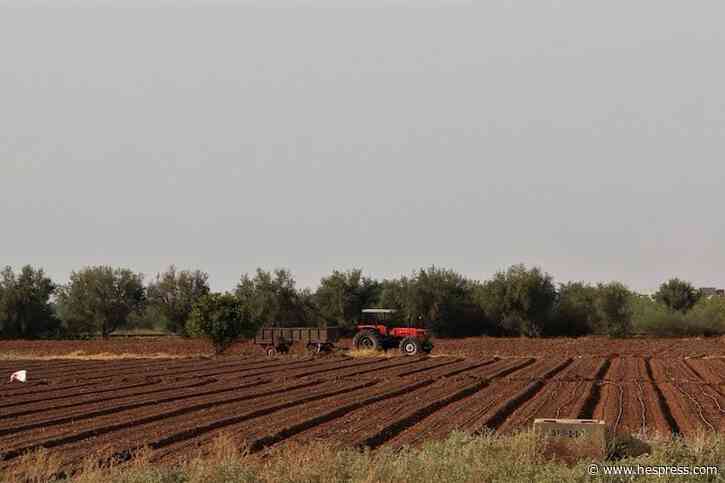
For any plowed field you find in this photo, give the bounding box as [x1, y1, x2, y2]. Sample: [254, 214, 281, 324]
[1, 337, 724, 472]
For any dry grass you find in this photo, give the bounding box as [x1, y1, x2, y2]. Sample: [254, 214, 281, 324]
[346, 348, 398, 358]
[2, 430, 723, 483]
[0, 448, 63, 483]
[0, 350, 186, 361]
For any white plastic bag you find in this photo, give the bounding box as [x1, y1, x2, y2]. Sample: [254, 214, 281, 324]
[9, 370, 27, 383]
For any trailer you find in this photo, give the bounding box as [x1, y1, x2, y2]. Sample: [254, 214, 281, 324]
[254, 326, 340, 357]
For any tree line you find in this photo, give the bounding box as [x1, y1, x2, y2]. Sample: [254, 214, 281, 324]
[1, 264, 724, 345]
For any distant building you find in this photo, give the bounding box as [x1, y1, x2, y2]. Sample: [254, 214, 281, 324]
[699, 287, 725, 297]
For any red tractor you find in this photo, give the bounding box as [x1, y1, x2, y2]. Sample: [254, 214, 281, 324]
[352, 309, 432, 356]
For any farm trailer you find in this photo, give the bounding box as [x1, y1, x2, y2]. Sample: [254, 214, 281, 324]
[254, 326, 340, 357]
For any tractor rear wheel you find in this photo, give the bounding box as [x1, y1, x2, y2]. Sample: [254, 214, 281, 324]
[352, 330, 382, 351]
[399, 337, 422, 356]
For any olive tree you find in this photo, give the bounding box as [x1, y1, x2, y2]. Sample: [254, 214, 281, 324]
[475, 264, 557, 337]
[147, 266, 210, 334]
[314, 269, 381, 329]
[654, 278, 701, 313]
[551, 282, 602, 336]
[0, 265, 59, 338]
[56, 266, 145, 337]
[380, 267, 484, 337]
[597, 282, 634, 338]
[235, 269, 312, 327]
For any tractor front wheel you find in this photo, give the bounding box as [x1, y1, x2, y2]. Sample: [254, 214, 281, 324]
[352, 330, 382, 351]
[399, 337, 422, 356]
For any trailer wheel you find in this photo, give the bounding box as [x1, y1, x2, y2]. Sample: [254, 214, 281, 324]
[399, 337, 422, 356]
[352, 330, 382, 351]
[306, 342, 324, 354]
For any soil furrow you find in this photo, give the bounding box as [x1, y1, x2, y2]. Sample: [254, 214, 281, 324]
[0, 379, 376, 463]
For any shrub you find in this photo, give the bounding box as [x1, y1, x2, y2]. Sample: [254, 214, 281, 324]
[186, 293, 254, 353]
[631, 295, 682, 335]
[686, 296, 725, 335]
[597, 282, 634, 338]
[633, 295, 725, 336]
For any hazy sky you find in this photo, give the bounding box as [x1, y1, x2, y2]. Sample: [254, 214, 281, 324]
[1, 1, 723, 293]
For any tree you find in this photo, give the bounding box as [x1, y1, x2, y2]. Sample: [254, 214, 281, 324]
[0, 265, 59, 338]
[186, 292, 253, 353]
[147, 266, 210, 334]
[379, 275, 417, 322]
[551, 282, 602, 336]
[314, 269, 381, 329]
[411, 267, 479, 336]
[235, 269, 311, 327]
[597, 282, 634, 338]
[379, 267, 484, 337]
[474, 264, 557, 336]
[654, 278, 701, 313]
[56, 266, 145, 337]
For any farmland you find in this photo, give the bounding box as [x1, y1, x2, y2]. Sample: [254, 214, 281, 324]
[0, 337, 724, 474]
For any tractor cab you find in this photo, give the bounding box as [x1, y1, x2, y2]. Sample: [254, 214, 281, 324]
[357, 308, 398, 334]
[353, 308, 432, 355]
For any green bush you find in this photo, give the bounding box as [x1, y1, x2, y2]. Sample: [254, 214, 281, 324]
[686, 296, 725, 335]
[597, 282, 634, 338]
[631, 295, 684, 335]
[186, 293, 255, 353]
[633, 295, 725, 336]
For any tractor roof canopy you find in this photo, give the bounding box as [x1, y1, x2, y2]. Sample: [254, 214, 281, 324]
[361, 309, 396, 314]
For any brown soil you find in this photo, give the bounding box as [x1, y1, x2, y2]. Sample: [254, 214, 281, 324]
[1, 336, 724, 472]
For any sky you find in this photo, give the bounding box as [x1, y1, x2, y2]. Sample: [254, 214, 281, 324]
[1, 1, 724, 294]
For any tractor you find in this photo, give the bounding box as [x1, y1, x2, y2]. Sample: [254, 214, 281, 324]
[352, 308, 432, 356]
